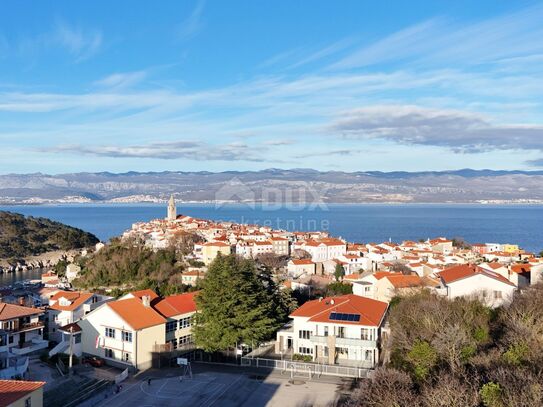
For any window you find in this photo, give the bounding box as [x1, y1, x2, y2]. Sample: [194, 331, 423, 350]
[25, 397, 31, 407]
[105, 348, 114, 359]
[298, 330, 311, 339]
[75, 334, 82, 344]
[365, 350, 373, 361]
[494, 291, 502, 299]
[179, 317, 191, 329]
[179, 335, 192, 346]
[122, 331, 132, 343]
[298, 347, 313, 355]
[337, 327, 345, 338]
[105, 327, 115, 338]
[361, 328, 372, 341]
[8, 336, 13, 344]
[123, 352, 130, 362]
[168, 339, 177, 350]
[336, 347, 348, 356]
[166, 321, 177, 333]
[324, 326, 329, 337]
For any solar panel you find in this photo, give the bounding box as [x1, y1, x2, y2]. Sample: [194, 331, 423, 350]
[329, 312, 360, 322]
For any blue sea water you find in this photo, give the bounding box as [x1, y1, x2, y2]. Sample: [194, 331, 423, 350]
[1, 203, 542, 254]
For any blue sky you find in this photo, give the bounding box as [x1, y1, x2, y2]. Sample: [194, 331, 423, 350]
[1, 0, 543, 174]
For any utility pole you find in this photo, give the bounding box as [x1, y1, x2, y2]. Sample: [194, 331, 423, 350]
[68, 325, 74, 374]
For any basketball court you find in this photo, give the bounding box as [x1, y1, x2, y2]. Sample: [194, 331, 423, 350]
[99, 365, 341, 407]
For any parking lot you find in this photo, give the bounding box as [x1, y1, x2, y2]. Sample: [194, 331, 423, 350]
[94, 363, 344, 407]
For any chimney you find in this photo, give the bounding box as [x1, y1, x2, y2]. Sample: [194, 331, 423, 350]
[18, 297, 25, 306]
[330, 299, 335, 305]
[142, 295, 151, 307]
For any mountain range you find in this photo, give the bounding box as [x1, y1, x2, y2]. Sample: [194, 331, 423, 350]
[1, 169, 542, 204]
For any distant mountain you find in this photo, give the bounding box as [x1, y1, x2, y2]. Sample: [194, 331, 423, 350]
[0, 211, 99, 259]
[1, 169, 543, 204]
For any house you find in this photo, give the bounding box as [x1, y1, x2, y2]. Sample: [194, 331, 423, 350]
[47, 291, 112, 343]
[270, 237, 290, 256]
[78, 293, 167, 370]
[65, 264, 82, 283]
[275, 294, 388, 368]
[287, 259, 316, 277]
[152, 291, 198, 352]
[429, 238, 453, 254]
[78, 290, 199, 371]
[48, 322, 83, 358]
[0, 303, 48, 379]
[181, 270, 203, 287]
[373, 274, 427, 303]
[295, 239, 346, 263]
[0, 380, 45, 407]
[435, 264, 516, 307]
[0, 303, 47, 356]
[201, 242, 231, 265]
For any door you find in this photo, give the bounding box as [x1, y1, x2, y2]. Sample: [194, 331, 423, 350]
[19, 331, 25, 348]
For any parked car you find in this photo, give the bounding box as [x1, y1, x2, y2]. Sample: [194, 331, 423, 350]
[83, 356, 105, 367]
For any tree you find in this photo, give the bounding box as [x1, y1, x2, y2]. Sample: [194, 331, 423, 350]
[334, 264, 345, 281]
[255, 253, 288, 271]
[326, 282, 352, 296]
[406, 340, 438, 380]
[390, 261, 412, 275]
[292, 249, 311, 260]
[192, 254, 280, 352]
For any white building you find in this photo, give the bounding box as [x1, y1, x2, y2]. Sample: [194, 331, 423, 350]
[435, 264, 516, 308]
[275, 294, 388, 368]
[47, 291, 113, 343]
[296, 239, 346, 263]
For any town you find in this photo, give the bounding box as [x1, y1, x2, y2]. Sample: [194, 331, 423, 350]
[0, 196, 542, 406]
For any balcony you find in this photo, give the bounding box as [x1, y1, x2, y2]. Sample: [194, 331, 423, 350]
[5, 321, 44, 334]
[10, 338, 49, 355]
[310, 335, 377, 348]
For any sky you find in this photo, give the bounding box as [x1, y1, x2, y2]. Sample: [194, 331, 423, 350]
[1, 0, 543, 174]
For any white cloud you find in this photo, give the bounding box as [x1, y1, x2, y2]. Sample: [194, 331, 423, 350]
[94, 71, 147, 89]
[176, 0, 205, 41]
[330, 105, 543, 152]
[53, 20, 102, 61]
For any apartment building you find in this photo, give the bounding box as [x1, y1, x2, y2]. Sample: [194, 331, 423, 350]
[276, 294, 388, 368]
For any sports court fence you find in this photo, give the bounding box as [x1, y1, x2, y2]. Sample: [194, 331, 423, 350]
[240, 356, 370, 379]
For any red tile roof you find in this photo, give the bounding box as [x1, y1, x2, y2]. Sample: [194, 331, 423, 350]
[49, 291, 94, 312]
[152, 291, 199, 318]
[438, 264, 515, 286]
[0, 303, 43, 321]
[385, 274, 424, 288]
[0, 380, 45, 406]
[290, 294, 388, 327]
[290, 259, 315, 265]
[107, 298, 166, 330]
[129, 289, 159, 300]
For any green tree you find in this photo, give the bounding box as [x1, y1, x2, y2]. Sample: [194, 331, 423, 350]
[406, 340, 438, 380]
[334, 264, 345, 281]
[480, 382, 503, 407]
[193, 254, 280, 352]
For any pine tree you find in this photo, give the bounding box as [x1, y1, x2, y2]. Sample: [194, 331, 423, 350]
[193, 254, 281, 352]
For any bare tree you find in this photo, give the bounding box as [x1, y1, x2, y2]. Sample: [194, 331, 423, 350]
[421, 371, 480, 407]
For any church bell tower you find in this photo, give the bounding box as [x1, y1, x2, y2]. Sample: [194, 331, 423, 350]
[167, 194, 176, 221]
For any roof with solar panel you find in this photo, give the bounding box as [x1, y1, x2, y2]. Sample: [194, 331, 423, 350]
[290, 294, 388, 327]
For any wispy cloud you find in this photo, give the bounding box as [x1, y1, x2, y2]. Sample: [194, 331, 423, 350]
[330, 105, 543, 153]
[53, 20, 102, 61]
[93, 71, 147, 89]
[40, 140, 264, 161]
[330, 3, 543, 70]
[176, 0, 205, 41]
[13, 19, 102, 62]
[525, 158, 543, 168]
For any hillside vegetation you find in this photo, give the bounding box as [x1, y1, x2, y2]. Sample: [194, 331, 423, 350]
[346, 288, 543, 407]
[0, 211, 99, 259]
[73, 238, 195, 296]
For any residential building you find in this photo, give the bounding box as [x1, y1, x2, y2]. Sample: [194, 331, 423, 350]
[201, 242, 231, 265]
[287, 259, 316, 277]
[0, 380, 45, 407]
[47, 291, 112, 343]
[0, 303, 47, 357]
[435, 264, 516, 307]
[78, 293, 166, 370]
[152, 292, 198, 352]
[65, 264, 81, 283]
[276, 294, 388, 368]
[270, 237, 290, 256]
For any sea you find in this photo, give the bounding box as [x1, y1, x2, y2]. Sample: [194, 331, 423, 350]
[1, 203, 542, 284]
